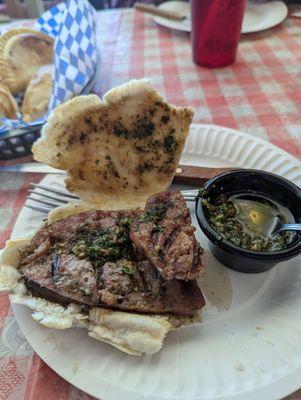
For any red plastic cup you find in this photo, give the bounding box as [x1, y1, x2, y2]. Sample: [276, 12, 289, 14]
[190, 0, 247, 68]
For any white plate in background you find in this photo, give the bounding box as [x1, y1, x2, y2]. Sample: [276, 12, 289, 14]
[153, 1, 190, 32]
[242, 0, 288, 33]
[9, 124, 301, 400]
[153, 1, 288, 34]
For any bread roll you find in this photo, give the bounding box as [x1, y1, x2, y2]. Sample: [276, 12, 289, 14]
[0, 28, 53, 93]
[0, 77, 19, 119]
[22, 65, 52, 122]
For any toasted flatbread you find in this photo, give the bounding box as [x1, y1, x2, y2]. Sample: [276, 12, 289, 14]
[33, 80, 194, 209]
[22, 65, 52, 122]
[0, 28, 53, 94]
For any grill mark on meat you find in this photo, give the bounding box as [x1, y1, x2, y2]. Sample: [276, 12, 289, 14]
[138, 261, 158, 292]
[139, 267, 149, 292]
[51, 251, 60, 283]
[151, 226, 160, 246]
[157, 224, 182, 251]
[146, 200, 194, 261]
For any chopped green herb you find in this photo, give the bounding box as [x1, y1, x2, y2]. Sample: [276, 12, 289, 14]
[132, 118, 155, 139]
[163, 134, 178, 153]
[136, 161, 154, 175]
[122, 266, 134, 277]
[81, 287, 92, 297]
[139, 202, 169, 223]
[203, 195, 295, 252]
[152, 225, 164, 234]
[72, 217, 135, 268]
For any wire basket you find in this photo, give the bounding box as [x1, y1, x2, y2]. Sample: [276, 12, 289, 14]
[0, 124, 43, 160]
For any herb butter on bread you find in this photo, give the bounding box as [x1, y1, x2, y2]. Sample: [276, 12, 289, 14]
[33, 79, 194, 209]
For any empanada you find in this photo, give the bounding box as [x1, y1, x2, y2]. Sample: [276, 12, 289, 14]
[0, 28, 53, 94]
[0, 78, 19, 119]
[22, 65, 52, 122]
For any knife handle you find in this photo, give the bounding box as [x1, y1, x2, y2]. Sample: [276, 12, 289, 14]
[134, 3, 185, 21]
[173, 165, 234, 186]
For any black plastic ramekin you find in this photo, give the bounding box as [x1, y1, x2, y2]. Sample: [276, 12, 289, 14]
[196, 169, 301, 273]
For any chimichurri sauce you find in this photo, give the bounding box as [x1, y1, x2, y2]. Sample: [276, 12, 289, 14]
[202, 193, 296, 252]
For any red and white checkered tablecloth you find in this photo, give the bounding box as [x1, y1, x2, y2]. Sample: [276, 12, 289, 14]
[1, 8, 301, 400]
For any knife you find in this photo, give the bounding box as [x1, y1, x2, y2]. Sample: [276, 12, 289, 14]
[0, 163, 63, 174]
[0, 163, 234, 186]
[134, 3, 186, 21]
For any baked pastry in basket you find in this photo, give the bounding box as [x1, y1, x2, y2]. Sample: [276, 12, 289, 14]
[0, 28, 53, 94]
[0, 77, 19, 119]
[22, 65, 52, 122]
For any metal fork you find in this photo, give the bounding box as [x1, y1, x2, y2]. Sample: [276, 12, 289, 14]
[26, 183, 199, 213]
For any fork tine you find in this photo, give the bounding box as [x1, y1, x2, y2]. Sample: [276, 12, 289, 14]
[27, 183, 196, 212]
[28, 189, 70, 204]
[30, 183, 197, 200]
[30, 183, 78, 199]
[25, 195, 195, 214]
[181, 190, 198, 197]
[27, 195, 62, 208]
[25, 203, 52, 213]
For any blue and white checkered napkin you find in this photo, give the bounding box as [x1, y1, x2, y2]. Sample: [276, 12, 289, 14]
[0, 0, 98, 134]
[34, 2, 65, 38]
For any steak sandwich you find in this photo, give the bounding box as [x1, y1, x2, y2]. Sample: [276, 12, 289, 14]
[0, 80, 206, 355]
[20, 191, 205, 315]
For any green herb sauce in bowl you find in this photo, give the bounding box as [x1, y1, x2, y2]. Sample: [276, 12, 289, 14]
[202, 193, 295, 252]
[195, 169, 301, 273]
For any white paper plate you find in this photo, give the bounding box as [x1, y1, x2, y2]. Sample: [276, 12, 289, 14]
[153, 1, 288, 34]
[153, 1, 191, 33]
[10, 124, 301, 400]
[242, 1, 288, 34]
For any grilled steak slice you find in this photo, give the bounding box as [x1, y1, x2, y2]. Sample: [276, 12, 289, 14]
[130, 191, 205, 280]
[19, 207, 205, 315]
[99, 259, 204, 315]
[21, 252, 99, 306]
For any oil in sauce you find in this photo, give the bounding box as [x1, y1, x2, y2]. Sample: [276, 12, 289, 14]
[203, 193, 296, 252]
